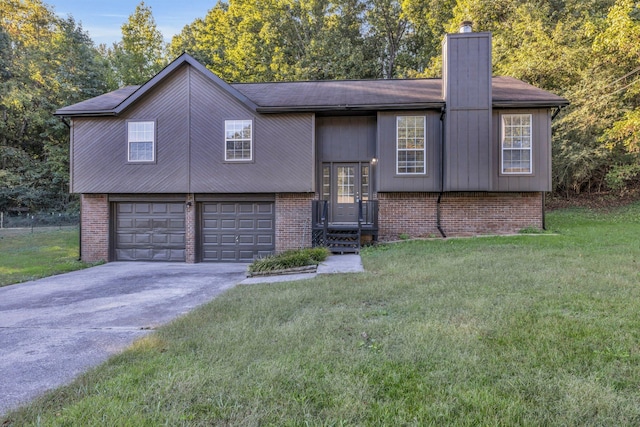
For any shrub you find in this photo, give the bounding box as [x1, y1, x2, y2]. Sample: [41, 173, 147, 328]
[248, 247, 330, 274]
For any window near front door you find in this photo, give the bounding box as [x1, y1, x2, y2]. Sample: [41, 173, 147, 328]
[127, 121, 155, 162]
[322, 166, 331, 200]
[225, 120, 252, 161]
[361, 165, 370, 201]
[501, 114, 533, 174]
[396, 116, 426, 174]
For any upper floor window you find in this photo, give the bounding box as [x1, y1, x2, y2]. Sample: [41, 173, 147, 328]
[128, 121, 155, 162]
[225, 120, 253, 161]
[501, 114, 532, 174]
[396, 116, 426, 174]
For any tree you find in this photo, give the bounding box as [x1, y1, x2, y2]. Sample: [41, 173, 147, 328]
[0, 0, 110, 211]
[109, 1, 167, 86]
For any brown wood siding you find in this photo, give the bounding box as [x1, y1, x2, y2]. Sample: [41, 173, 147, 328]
[443, 32, 493, 191]
[71, 64, 314, 195]
[492, 109, 552, 192]
[316, 116, 376, 162]
[376, 111, 441, 192]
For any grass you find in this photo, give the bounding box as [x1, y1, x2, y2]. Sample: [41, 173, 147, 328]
[3, 204, 640, 425]
[0, 227, 91, 287]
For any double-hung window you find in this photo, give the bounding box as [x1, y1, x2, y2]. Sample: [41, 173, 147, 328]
[127, 121, 155, 162]
[501, 114, 532, 174]
[396, 116, 426, 174]
[225, 120, 253, 161]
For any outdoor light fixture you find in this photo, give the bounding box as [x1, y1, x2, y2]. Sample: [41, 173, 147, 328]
[371, 157, 378, 165]
[459, 21, 473, 33]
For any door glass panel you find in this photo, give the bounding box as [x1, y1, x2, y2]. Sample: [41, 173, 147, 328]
[361, 165, 369, 201]
[322, 165, 331, 201]
[337, 166, 354, 203]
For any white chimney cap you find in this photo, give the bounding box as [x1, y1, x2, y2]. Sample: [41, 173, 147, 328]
[459, 21, 473, 33]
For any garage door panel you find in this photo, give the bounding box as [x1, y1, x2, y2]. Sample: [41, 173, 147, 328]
[221, 203, 237, 214]
[238, 219, 255, 229]
[115, 202, 185, 262]
[238, 204, 254, 214]
[257, 235, 273, 245]
[134, 204, 151, 214]
[118, 203, 134, 214]
[201, 201, 275, 262]
[237, 235, 255, 245]
[220, 234, 236, 244]
[257, 219, 273, 229]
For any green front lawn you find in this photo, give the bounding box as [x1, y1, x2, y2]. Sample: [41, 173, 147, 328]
[4, 204, 640, 425]
[0, 227, 89, 287]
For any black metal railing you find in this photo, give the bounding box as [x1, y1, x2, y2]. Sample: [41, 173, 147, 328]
[311, 200, 378, 228]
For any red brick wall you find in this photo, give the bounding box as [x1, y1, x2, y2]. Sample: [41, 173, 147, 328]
[80, 194, 109, 262]
[377, 192, 543, 240]
[275, 193, 315, 252]
[441, 192, 543, 235]
[378, 192, 439, 240]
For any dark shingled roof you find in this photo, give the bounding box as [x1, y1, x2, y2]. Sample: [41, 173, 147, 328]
[55, 54, 568, 117]
[56, 86, 139, 116]
[232, 79, 445, 112]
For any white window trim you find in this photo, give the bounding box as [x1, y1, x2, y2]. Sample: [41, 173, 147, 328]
[224, 119, 253, 162]
[501, 114, 533, 175]
[396, 115, 427, 175]
[127, 120, 155, 163]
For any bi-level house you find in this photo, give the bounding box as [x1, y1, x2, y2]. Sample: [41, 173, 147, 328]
[55, 27, 568, 263]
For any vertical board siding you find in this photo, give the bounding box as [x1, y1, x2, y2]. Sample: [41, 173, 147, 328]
[376, 111, 441, 192]
[316, 116, 376, 162]
[443, 32, 493, 191]
[492, 109, 552, 192]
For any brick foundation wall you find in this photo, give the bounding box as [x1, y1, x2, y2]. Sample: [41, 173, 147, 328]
[80, 194, 109, 262]
[378, 192, 439, 240]
[275, 193, 315, 252]
[377, 192, 543, 240]
[440, 192, 543, 235]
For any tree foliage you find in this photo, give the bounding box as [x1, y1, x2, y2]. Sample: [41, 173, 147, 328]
[106, 1, 168, 86]
[0, 0, 109, 212]
[3, 0, 640, 212]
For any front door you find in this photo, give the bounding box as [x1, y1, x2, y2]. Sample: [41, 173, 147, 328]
[333, 163, 358, 223]
[322, 162, 371, 223]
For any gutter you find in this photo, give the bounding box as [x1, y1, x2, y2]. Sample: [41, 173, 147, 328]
[256, 102, 446, 114]
[437, 107, 447, 238]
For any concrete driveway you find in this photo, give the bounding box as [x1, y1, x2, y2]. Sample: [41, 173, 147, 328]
[0, 262, 248, 415]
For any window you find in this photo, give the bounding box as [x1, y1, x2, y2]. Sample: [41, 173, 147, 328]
[225, 120, 252, 161]
[127, 121, 155, 162]
[502, 114, 532, 174]
[396, 116, 426, 174]
[322, 166, 331, 201]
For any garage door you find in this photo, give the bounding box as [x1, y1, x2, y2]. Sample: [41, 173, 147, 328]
[115, 202, 186, 261]
[201, 202, 274, 262]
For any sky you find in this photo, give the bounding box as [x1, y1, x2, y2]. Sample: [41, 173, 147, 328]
[46, 0, 217, 46]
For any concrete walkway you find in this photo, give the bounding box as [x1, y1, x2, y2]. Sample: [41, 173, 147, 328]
[0, 255, 363, 416]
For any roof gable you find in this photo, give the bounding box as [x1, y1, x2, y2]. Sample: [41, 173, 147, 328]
[55, 53, 258, 117]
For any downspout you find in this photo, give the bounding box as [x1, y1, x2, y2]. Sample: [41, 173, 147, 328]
[437, 107, 447, 238]
[543, 106, 564, 230]
[64, 117, 81, 260]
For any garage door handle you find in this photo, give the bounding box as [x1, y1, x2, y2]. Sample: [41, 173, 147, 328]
[235, 235, 239, 243]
